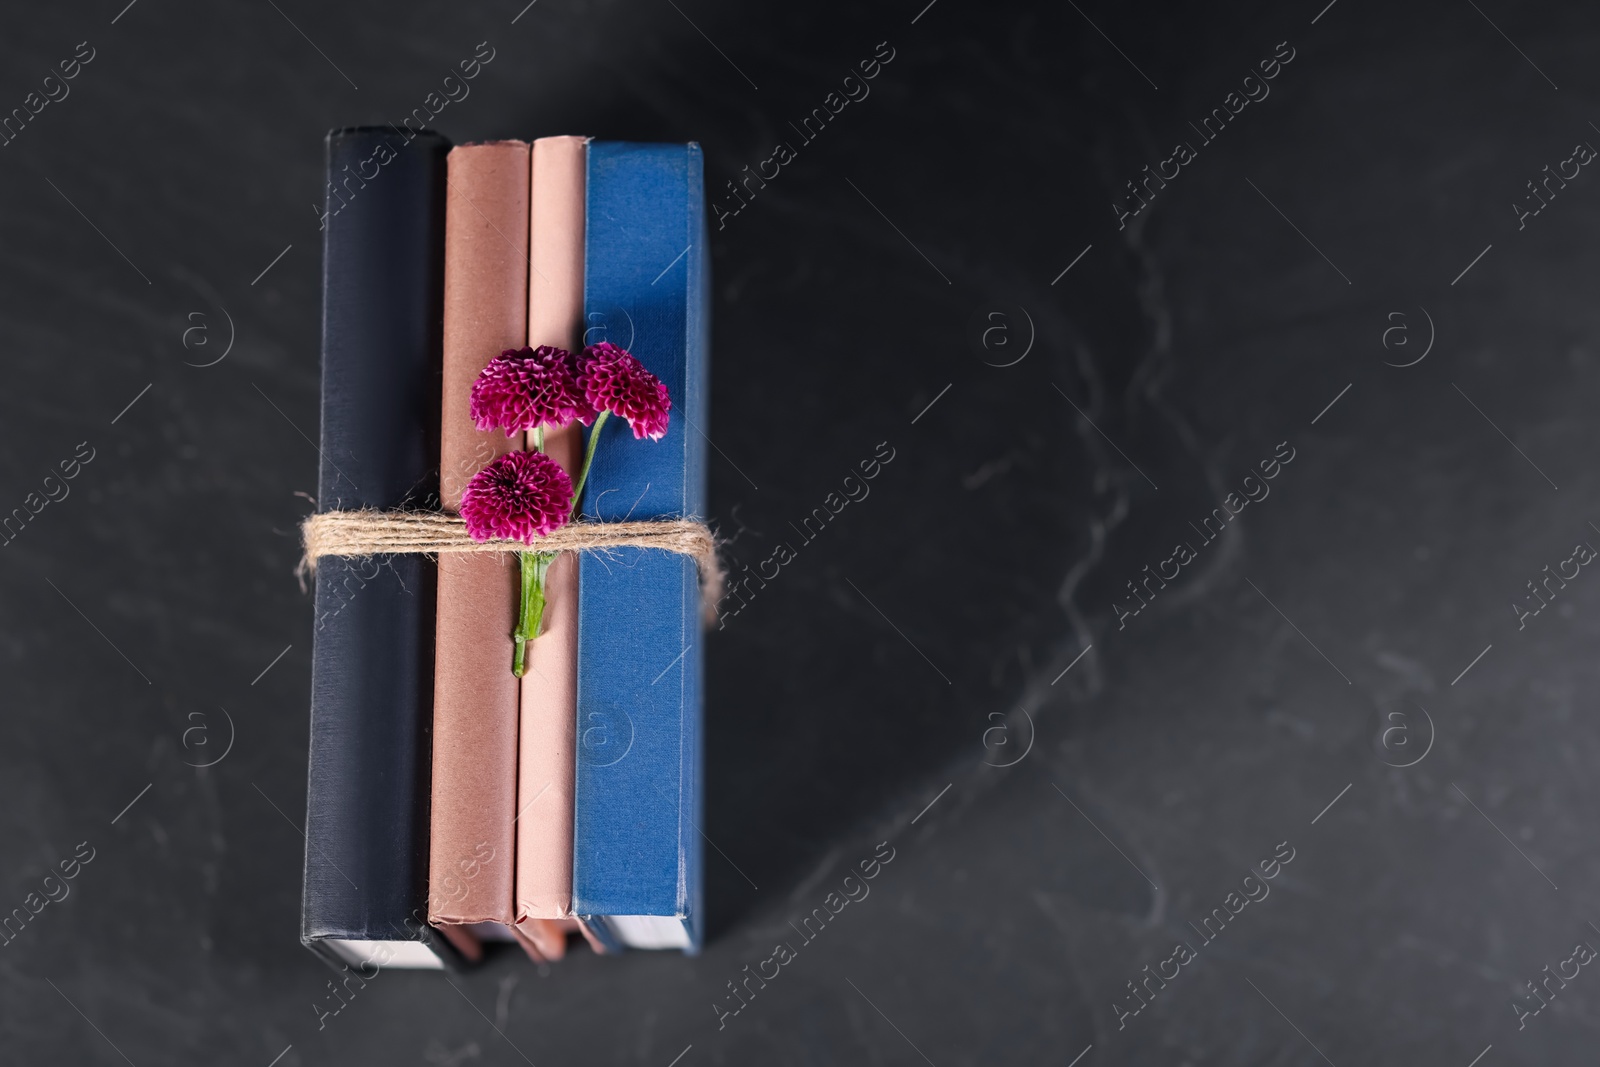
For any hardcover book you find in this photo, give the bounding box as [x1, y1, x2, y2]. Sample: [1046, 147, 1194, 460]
[514, 135, 588, 956]
[427, 140, 531, 961]
[570, 141, 709, 951]
[301, 126, 460, 971]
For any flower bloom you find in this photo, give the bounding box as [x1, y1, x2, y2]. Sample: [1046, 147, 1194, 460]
[470, 346, 591, 436]
[574, 342, 671, 440]
[460, 450, 574, 542]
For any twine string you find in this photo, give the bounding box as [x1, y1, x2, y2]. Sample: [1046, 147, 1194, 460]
[299, 509, 724, 618]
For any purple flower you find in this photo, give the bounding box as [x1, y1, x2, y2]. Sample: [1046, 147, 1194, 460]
[574, 342, 671, 440]
[470, 346, 591, 436]
[460, 450, 574, 542]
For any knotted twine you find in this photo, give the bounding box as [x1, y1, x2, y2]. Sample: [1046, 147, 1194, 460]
[299, 510, 724, 623]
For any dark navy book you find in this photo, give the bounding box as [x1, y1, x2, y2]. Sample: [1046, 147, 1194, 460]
[301, 126, 462, 971]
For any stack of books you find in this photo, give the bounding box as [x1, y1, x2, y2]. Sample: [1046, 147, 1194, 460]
[300, 128, 709, 970]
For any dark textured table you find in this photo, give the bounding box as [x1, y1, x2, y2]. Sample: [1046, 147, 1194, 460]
[4, 1, 1598, 1063]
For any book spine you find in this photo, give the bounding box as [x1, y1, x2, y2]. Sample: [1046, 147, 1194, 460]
[302, 126, 453, 965]
[571, 142, 708, 948]
[514, 137, 587, 949]
[684, 144, 709, 952]
[427, 141, 531, 950]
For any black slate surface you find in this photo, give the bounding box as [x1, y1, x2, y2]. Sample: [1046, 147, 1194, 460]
[3, 1, 1598, 1064]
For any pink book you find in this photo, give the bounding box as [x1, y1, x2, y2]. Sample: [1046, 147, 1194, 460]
[513, 135, 591, 958]
[428, 141, 532, 962]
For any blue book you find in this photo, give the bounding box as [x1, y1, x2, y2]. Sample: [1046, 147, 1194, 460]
[572, 141, 708, 951]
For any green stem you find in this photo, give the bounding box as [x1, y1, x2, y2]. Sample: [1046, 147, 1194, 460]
[512, 425, 555, 676]
[568, 410, 609, 520]
[512, 551, 554, 676]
